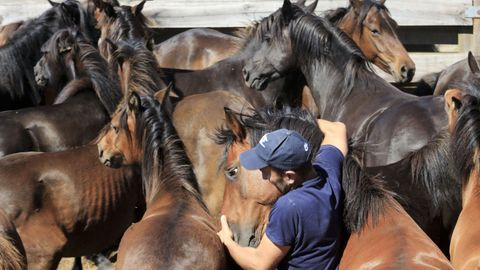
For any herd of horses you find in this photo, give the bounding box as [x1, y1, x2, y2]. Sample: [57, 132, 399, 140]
[0, 0, 479, 269]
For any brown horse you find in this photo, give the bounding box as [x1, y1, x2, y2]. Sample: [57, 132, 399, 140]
[241, 0, 459, 254]
[0, 209, 26, 270]
[445, 89, 480, 269]
[92, 0, 150, 61]
[97, 92, 229, 269]
[0, 28, 120, 158]
[214, 107, 323, 247]
[339, 156, 453, 269]
[0, 21, 24, 47]
[0, 0, 96, 111]
[0, 144, 143, 270]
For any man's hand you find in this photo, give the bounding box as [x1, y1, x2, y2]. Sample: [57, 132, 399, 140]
[317, 119, 348, 157]
[217, 215, 234, 244]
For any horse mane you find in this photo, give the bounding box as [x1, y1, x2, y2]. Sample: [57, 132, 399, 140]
[214, 106, 323, 169]
[0, 0, 95, 104]
[131, 95, 205, 209]
[45, 28, 121, 114]
[0, 235, 25, 270]
[323, 0, 393, 32]
[342, 152, 399, 233]
[110, 40, 164, 97]
[409, 129, 461, 224]
[451, 94, 480, 187]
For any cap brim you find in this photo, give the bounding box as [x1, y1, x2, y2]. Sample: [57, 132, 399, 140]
[239, 148, 268, 170]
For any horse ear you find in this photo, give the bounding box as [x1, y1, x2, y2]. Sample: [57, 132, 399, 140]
[128, 92, 141, 113]
[161, 84, 175, 118]
[377, 0, 386, 5]
[282, 0, 294, 21]
[224, 107, 246, 141]
[296, 0, 306, 6]
[445, 89, 463, 112]
[468, 51, 480, 74]
[306, 0, 318, 13]
[48, 0, 60, 7]
[349, 0, 364, 12]
[132, 0, 146, 17]
[103, 1, 116, 18]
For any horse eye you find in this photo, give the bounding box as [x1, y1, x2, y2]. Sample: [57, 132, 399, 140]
[112, 125, 119, 133]
[225, 167, 239, 181]
[371, 29, 380, 35]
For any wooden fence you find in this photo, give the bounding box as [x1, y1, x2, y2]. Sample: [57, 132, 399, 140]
[0, 0, 477, 81]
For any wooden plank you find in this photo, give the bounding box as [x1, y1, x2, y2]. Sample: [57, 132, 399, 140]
[473, 0, 480, 55]
[0, 0, 472, 28]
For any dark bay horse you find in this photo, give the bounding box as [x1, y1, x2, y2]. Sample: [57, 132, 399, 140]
[0, 28, 120, 158]
[0, 145, 143, 270]
[92, 0, 150, 61]
[445, 89, 480, 269]
[0, 0, 96, 111]
[241, 0, 459, 253]
[0, 209, 26, 270]
[97, 93, 229, 269]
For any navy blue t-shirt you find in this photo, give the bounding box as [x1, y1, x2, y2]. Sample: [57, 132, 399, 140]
[265, 145, 344, 270]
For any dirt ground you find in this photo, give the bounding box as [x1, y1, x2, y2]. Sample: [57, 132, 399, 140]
[57, 257, 111, 270]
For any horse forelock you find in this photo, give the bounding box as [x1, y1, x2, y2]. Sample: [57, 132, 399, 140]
[137, 96, 205, 209]
[111, 40, 162, 96]
[452, 94, 480, 187]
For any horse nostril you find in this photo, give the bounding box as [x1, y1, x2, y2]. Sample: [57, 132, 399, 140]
[99, 149, 104, 158]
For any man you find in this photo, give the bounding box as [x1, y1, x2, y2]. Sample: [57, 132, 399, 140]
[217, 119, 347, 270]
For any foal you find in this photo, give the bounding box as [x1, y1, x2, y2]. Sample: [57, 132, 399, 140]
[445, 89, 480, 269]
[97, 93, 228, 269]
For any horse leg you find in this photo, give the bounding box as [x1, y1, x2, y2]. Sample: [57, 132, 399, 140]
[71, 257, 83, 270]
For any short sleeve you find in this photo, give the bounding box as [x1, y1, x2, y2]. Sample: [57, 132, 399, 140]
[313, 145, 344, 181]
[265, 197, 297, 247]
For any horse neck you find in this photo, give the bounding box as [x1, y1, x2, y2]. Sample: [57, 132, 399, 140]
[142, 119, 205, 211]
[463, 170, 480, 208]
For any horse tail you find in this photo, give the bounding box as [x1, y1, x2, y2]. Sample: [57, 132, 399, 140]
[0, 234, 26, 270]
[342, 152, 396, 233]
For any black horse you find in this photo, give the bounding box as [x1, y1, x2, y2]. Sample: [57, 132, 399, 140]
[241, 0, 460, 255]
[0, 28, 120, 158]
[0, 0, 96, 111]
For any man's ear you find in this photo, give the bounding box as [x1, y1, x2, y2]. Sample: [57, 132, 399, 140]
[284, 170, 297, 184]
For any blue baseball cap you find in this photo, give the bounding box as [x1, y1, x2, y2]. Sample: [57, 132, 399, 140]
[239, 129, 312, 170]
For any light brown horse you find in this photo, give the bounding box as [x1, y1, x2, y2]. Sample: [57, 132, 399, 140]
[97, 92, 229, 269]
[339, 156, 454, 269]
[445, 89, 480, 269]
[0, 209, 26, 270]
[0, 21, 24, 47]
[0, 146, 143, 270]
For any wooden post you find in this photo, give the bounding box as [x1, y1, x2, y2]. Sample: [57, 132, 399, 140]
[474, 0, 480, 55]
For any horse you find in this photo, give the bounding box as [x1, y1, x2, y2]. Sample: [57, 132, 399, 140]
[445, 89, 480, 269]
[0, 209, 27, 270]
[0, 145, 143, 270]
[241, 0, 460, 254]
[0, 0, 96, 111]
[0, 28, 120, 158]
[92, 0, 151, 61]
[96, 92, 229, 269]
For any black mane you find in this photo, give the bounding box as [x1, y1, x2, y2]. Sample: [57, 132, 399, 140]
[131, 95, 204, 208]
[43, 28, 121, 114]
[451, 95, 480, 186]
